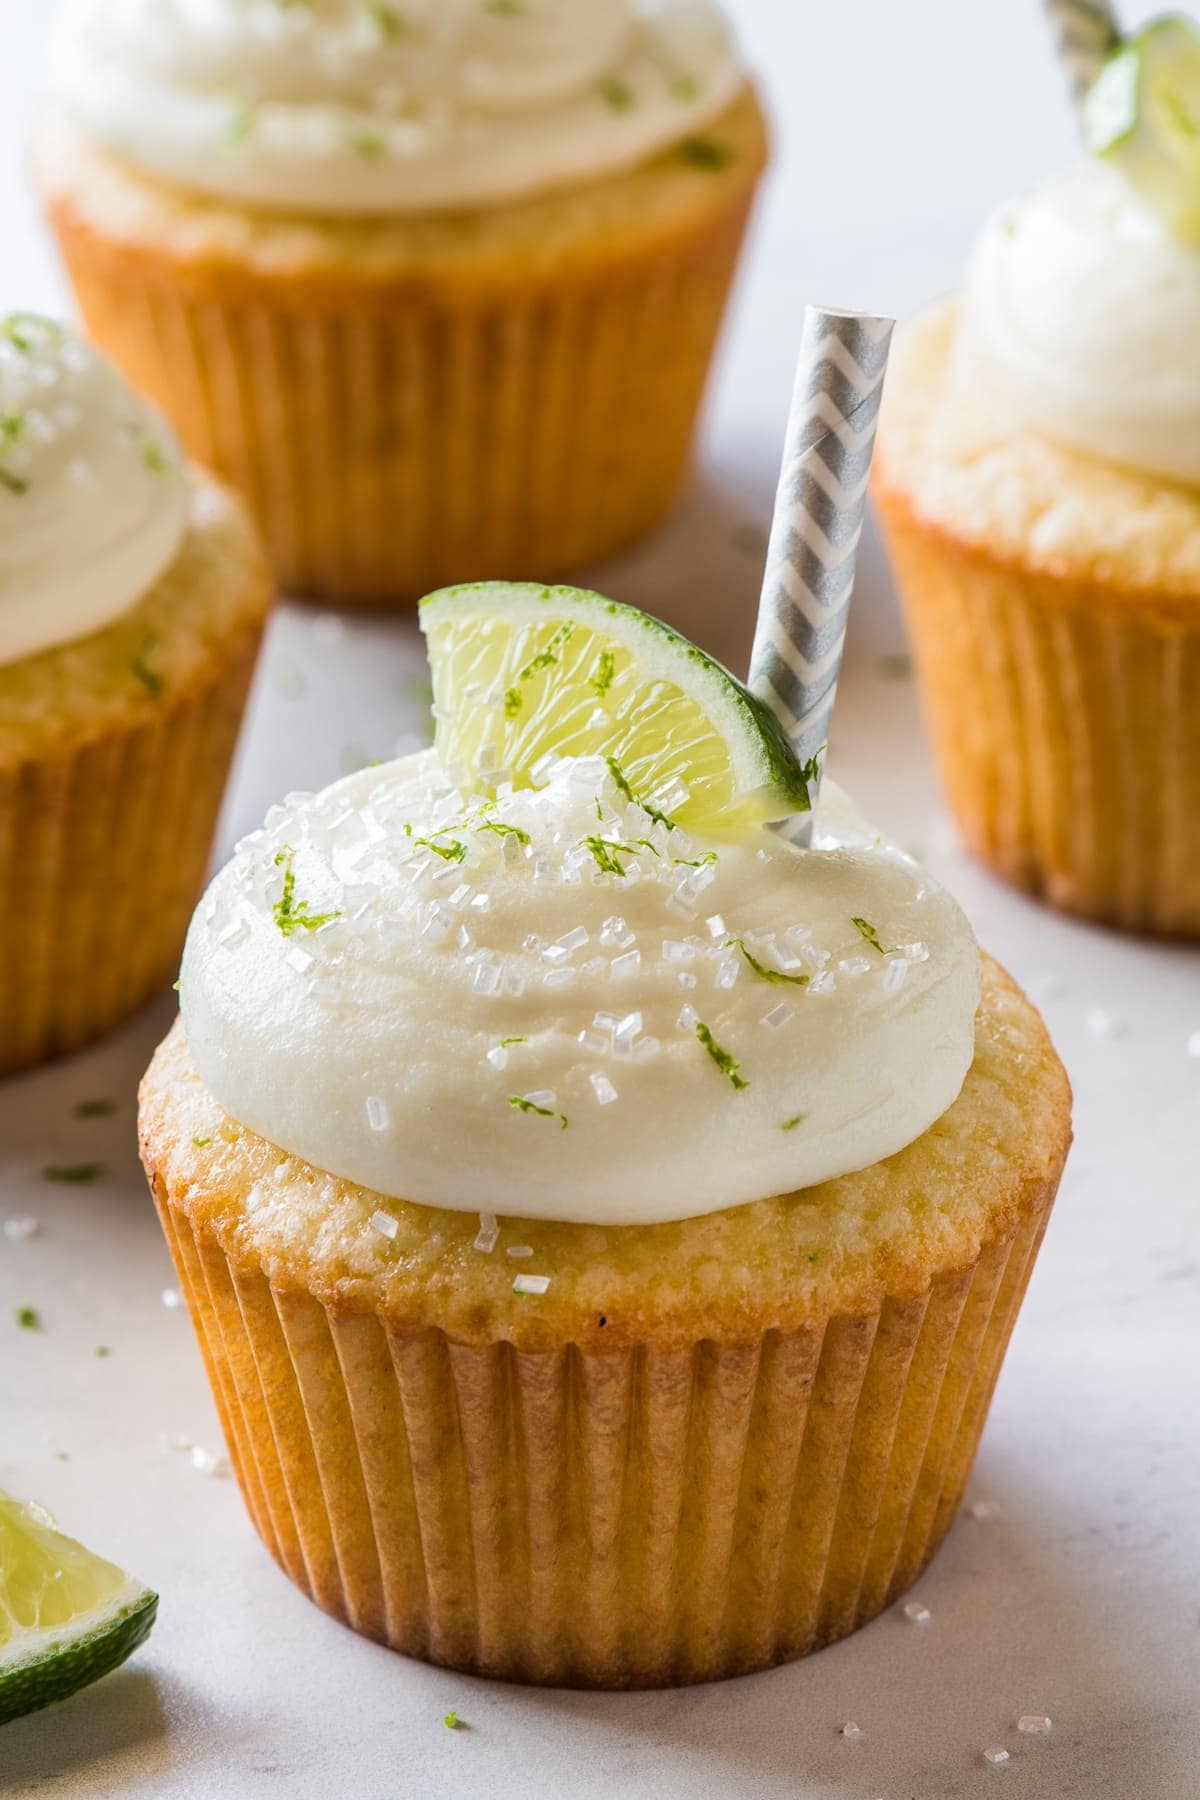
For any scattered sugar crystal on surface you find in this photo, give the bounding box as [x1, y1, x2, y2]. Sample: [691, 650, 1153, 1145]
[677, 971, 698, 989]
[755, 846, 771, 862]
[899, 940, 930, 963]
[705, 914, 727, 939]
[903, 1601, 931, 1624]
[744, 927, 774, 945]
[370, 1210, 399, 1241]
[1017, 1715, 1052, 1735]
[809, 971, 837, 995]
[161, 1288, 182, 1309]
[285, 946, 314, 974]
[504, 969, 526, 998]
[594, 1012, 619, 1034]
[676, 1004, 699, 1032]
[542, 944, 572, 965]
[513, 1274, 551, 1296]
[714, 956, 739, 990]
[190, 1445, 231, 1478]
[555, 926, 589, 953]
[611, 950, 641, 979]
[473, 962, 502, 997]
[785, 923, 812, 945]
[632, 1036, 660, 1062]
[470, 893, 491, 912]
[601, 916, 635, 948]
[162, 1431, 192, 1452]
[4, 1216, 39, 1241]
[883, 958, 910, 992]
[1186, 1030, 1200, 1059]
[457, 925, 475, 952]
[590, 1073, 619, 1105]
[365, 1096, 389, 1132]
[474, 1213, 500, 1255]
[840, 1723, 862, 1741]
[448, 883, 472, 908]
[578, 1029, 609, 1056]
[543, 968, 574, 988]
[970, 1499, 1001, 1520]
[523, 934, 543, 954]
[667, 892, 698, 920]
[662, 938, 692, 963]
[839, 955, 873, 977]
[982, 1749, 1010, 1768]
[507, 1245, 534, 1259]
[761, 1002, 793, 1031]
[614, 1011, 643, 1045]
[217, 918, 249, 950]
[581, 957, 607, 977]
[525, 1090, 557, 1108]
[486, 1047, 509, 1071]
[1085, 1007, 1123, 1040]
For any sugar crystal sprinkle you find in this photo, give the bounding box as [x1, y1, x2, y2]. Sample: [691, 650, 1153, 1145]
[513, 1274, 550, 1296]
[190, 1445, 231, 1479]
[902, 1601, 931, 1625]
[161, 1288, 182, 1310]
[970, 1499, 1001, 1520]
[473, 1212, 500, 1255]
[1017, 1714, 1052, 1735]
[839, 1723, 862, 1742]
[3, 1217, 39, 1241]
[590, 1072, 619, 1105]
[982, 1749, 1010, 1768]
[365, 1096, 389, 1132]
[507, 1245, 533, 1259]
[370, 1210, 399, 1241]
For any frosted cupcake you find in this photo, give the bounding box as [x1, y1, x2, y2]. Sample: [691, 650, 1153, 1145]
[139, 582, 1070, 1686]
[37, 1, 767, 605]
[876, 20, 1200, 935]
[0, 312, 270, 1075]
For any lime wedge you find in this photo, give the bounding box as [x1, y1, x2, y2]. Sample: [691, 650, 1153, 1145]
[1085, 15, 1200, 240]
[0, 1490, 157, 1726]
[418, 582, 814, 830]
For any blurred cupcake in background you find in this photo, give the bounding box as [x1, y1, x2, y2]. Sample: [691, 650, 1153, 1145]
[35, 0, 768, 606]
[876, 15, 1200, 936]
[0, 312, 271, 1075]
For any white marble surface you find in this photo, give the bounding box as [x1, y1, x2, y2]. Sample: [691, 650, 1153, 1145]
[3, 4, 1199, 1797]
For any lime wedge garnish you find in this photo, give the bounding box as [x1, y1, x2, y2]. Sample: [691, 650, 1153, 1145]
[418, 582, 814, 831]
[0, 1490, 157, 1725]
[1085, 14, 1200, 240]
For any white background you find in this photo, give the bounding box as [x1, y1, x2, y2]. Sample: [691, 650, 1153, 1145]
[3, 3, 1199, 1796]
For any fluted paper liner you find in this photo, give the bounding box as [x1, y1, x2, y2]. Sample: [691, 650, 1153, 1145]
[0, 623, 262, 1075]
[879, 491, 1200, 936]
[154, 1184, 1050, 1688]
[46, 156, 762, 605]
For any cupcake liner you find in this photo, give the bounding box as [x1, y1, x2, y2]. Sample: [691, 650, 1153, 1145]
[48, 186, 758, 606]
[878, 493, 1200, 936]
[153, 1182, 1052, 1688]
[0, 620, 262, 1075]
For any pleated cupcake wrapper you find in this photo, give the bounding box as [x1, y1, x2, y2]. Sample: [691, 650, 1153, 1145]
[156, 1187, 1049, 1688]
[0, 625, 261, 1075]
[880, 498, 1200, 937]
[51, 188, 757, 606]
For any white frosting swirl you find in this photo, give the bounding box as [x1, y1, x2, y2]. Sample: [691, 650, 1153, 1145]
[50, 0, 744, 216]
[180, 751, 980, 1226]
[0, 314, 186, 668]
[956, 162, 1200, 488]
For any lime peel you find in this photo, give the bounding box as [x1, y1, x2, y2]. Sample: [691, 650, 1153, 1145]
[419, 582, 814, 832]
[1085, 15, 1200, 241]
[0, 1490, 157, 1725]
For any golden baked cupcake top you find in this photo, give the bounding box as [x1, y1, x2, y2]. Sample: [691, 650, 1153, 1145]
[175, 582, 981, 1231]
[49, 0, 747, 216]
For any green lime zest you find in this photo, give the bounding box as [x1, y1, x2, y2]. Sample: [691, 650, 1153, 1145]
[678, 137, 733, 169]
[75, 1099, 117, 1118]
[605, 755, 676, 830]
[1085, 15, 1200, 240]
[15, 1307, 40, 1331]
[781, 1114, 806, 1132]
[504, 621, 576, 718]
[599, 75, 635, 111]
[696, 1022, 748, 1090]
[42, 1164, 107, 1185]
[414, 836, 468, 864]
[0, 468, 29, 497]
[272, 847, 342, 937]
[851, 916, 894, 957]
[444, 1709, 465, 1730]
[474, 819, 530, 847]
[0, 314, 64, 354]
[509, 1096, 568, 1130]
[130, 637, 163, 697]
[727, 937, 809, 987]
[500, 1036, 527, 1048]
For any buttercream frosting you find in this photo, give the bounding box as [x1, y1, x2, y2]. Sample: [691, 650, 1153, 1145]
[0, 313, 186, 668]
[50, 0, 745, 216]
[180, 750, 980, 1226]
[956, 161, 1200, 488]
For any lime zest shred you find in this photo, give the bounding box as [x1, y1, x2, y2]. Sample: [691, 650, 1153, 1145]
[851, 916, 894, 957]
[0, 313, 64, 354]
[0, 467, 29, 497]
[15, 1306, 41, 1330]
[272, 847, 342, 937]
[75, 1099, 118, 1118]
[191, 1136, 213, 1148]
[414, 836, 468, 864]
[726, 937, 809, 987]
[672, 850, 718, 868]
[444, 1710, 465, 1730]
[130, 637, 163, 697]
[474, 819, 530, 847]
[678, 136, 733, 169]
[500, 1036, 527, 1048]
[599, 75, 635, 111]
[781, 1114, 806, 1132]
[604, 755, 676, 830]
[509, 1096, 568, 1130]
[696, 1022, 748, 1090]
[42, 1164, 107, 1185]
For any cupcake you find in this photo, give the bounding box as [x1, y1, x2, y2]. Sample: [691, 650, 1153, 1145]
[139, 582, 1070, 1687]
[0, 311, 271, 1076]
[36, 1, 768, 606]
[875, 22, 1200, 935]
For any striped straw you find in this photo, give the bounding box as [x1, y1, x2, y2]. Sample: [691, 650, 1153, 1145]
[1044, 0, 1122, 109]
[748, 305, 893, 841]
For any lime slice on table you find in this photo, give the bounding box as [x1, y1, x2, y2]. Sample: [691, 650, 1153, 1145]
[1085, 15, 1200, 240]
[419, 582, 815, 831]
[0, 1489, 157, 1726]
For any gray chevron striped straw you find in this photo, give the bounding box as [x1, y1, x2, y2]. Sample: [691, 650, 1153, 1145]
[1044, 0, 1121, 109]
[748, 305, 893, 844]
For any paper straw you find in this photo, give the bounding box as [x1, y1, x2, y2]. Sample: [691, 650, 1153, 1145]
[1044, 0, 1122, 109]
[748, 305, 893, 840]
